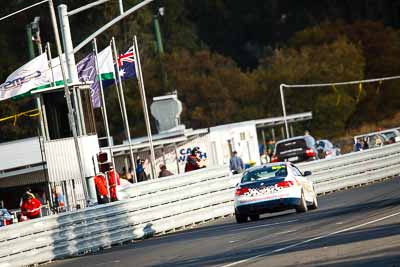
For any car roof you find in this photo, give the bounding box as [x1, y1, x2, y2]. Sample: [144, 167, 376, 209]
[275, 135, 313, 144]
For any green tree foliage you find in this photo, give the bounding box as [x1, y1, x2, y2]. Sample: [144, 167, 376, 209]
[160, 50, 258, 129]
[254, 37, 365, 137]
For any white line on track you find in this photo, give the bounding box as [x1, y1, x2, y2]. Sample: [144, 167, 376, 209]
[221, 211, 400, 267]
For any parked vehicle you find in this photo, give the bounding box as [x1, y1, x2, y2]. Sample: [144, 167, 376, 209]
[234, 162, 318, 223]
[271, 135, 318, 163]
[0, 209, 13, 227]
[354, 128, 400, 149]
[316, 139, 341, 159]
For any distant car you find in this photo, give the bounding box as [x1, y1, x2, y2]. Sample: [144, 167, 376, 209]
[354, 128, 400, 149]
[380, 129, 400, 143]
[316, 140, 341, 159]
[233, 162, 318, 223]
[0, 209, 13, 227]
[271, 135, 318, 163]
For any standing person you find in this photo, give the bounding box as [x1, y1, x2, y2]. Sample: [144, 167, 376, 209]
[20, 193, 42, 220]
[159, 164, 174, 178]
[362, 139, 369, 150]
[354, 139, 362, 151]
[136, 158, 148, 182]
[185, 148, 203, 172]
[94, 173, 110, 204]
[229, 151, 244, 174]
[266, 140, 275, 163]
[126, 167, 134, 183]
[52, 186, 65, 213]
[107, 166, 120, 202]
[19, 187, 35, 207]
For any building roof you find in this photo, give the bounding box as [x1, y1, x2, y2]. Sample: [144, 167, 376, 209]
[0, 137, 44, 177]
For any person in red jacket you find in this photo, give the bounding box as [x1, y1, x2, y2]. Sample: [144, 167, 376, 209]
[94, 173, 110, 204]
[20, 193, 42, 220]
[107, 166, 120, 202]
[185, 148, 206, 172]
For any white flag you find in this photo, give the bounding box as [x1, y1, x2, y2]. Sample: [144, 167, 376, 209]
[0, 54, 49, 101]
[46, 47, 114, 87]
[97, 46, 115, 82]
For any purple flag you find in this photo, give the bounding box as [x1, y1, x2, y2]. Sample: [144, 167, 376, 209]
[77, 52, 101, 108]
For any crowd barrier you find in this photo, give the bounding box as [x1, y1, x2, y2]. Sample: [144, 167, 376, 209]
[1, 143, 400, 267]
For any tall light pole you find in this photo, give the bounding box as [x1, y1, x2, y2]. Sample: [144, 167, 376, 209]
[31, 17, 43, 55]
[153, 7, 165, 55]
[48, 0, 89, 202]
[280, 84, 290, 139]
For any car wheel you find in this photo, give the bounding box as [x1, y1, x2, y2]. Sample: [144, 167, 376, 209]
[235, 213, 248, 223]
[308, 192, 318, 210]
[249, 214, 260, 221]
[296, 191, 308, 213]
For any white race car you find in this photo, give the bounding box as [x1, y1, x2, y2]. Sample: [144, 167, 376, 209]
[234, 162, 318, 223]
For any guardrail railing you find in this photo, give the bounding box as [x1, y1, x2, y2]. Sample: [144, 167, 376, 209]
[1, 143, 400, 267]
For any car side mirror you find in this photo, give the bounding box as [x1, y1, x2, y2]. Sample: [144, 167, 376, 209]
[303, 171, 312, 176]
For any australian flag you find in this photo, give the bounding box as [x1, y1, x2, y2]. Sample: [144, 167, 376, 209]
[117, 47, 136, 80]
[102, 46, 137, 88]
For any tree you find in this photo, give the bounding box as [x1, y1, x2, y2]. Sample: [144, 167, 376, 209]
[254, 37, 365, 137]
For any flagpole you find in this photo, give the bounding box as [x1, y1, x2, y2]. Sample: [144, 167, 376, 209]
[111, 37, 138, 183]
[93, 39, 115, 168]
[133, 35, 156, 179]
[33, 43, 48, 143]
[109, 41, 125, 128]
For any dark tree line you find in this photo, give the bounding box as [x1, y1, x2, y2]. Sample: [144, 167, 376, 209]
[1, 0, 400, 143]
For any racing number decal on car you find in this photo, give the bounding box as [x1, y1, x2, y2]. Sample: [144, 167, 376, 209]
[243, 186, 282, 197]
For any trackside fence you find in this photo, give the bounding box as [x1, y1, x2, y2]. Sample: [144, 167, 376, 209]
[1, 143, 400, 267]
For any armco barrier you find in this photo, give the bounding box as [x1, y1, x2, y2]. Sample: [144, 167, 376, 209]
[1, 143, 400, 267]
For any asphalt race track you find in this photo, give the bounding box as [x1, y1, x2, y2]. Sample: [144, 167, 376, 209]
[48, 178, 400, 267]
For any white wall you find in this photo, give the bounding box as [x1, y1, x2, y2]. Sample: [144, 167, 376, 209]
[209, 123, 260, 167]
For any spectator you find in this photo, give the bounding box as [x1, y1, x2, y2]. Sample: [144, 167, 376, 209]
[362, 139, 369, 150]
[20, 193, 42, 220]
[52, 186, 65, 213]
[375, 138, 383, 147]
[94, 173, 110, 204]
[354, 139, 362, 152]
[266, 140, 275, 163]
[19, 187, 35, 207]
[136, 158, 148, 182]
[126, 167, 134, 183]
[159, 164, 174, 178]
[230, 151, 244, 174]
[107, 166, 120, 202]
[185, 147, 204, 172]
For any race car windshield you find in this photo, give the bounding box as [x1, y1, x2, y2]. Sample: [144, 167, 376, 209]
[241, 165, 287, 183]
